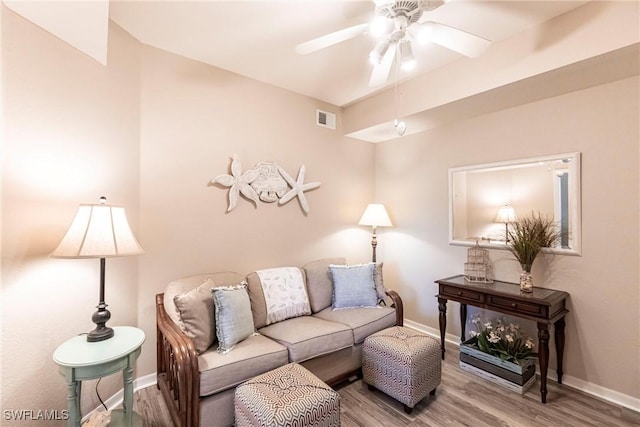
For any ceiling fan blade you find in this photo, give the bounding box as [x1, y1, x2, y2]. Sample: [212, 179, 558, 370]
[296, 23, 369, 55]
[369, 43, 396, 87]
[424, 21, 491, 58]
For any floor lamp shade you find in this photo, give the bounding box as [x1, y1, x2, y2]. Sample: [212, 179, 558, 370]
[52, 199, 143, 342]
[358, 204, 393, 228]
[494, 205, 517, 224]
[494, 204, 517, 243]
[359, 204, 392, 263]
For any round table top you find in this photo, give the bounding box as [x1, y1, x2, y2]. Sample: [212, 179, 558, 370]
[53, 326, 145, 368]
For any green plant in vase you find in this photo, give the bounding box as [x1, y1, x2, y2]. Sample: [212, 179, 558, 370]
[506, 212, 560, 292]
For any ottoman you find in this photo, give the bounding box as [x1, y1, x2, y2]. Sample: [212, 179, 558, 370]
[234, 363, 340, 427]
[363, 326, 441, 414]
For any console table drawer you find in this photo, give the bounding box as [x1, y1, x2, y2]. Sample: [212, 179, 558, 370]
[440, 285, 484, 303]
[488, 295, 544, 317]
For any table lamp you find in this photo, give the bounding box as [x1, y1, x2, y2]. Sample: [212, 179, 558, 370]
[358, 203, 392, 262]
[51, 197, 144, 342]
[494, 204, 517, 243]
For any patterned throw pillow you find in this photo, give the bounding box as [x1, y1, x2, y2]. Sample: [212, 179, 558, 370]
[256, 267, 311, 325]
[212, 283, 255, 353]
[330, 263, 379, 309]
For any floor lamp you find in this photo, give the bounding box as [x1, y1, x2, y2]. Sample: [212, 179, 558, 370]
[51, 197, 144, 342]
[359, 203, 392, 263]
[494, 204, 517, 243]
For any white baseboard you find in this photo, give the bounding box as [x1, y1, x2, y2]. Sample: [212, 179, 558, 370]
[403, 319, 640, 413]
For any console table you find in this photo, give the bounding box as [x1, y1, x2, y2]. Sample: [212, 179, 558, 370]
[435, 275, 569, 403]
[53, 326, 145, 427]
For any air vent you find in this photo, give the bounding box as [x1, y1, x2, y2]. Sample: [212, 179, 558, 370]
[316, 109, 336, 130]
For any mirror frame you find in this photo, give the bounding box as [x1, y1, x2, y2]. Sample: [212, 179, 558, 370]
[448, 152, 582, 256]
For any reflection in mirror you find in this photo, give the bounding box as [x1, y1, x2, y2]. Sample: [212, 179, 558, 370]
[449, 153, 581, 255]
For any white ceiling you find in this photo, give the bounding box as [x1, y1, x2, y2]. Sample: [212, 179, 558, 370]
[108, 1, 590, 107]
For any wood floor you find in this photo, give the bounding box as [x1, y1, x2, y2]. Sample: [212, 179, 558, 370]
[133, 342, 639, 427]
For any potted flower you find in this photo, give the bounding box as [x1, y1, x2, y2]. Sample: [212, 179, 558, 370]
[506, 212, 560, 292]
[467, 316, 535, 366]
[460, 315, 537, 393]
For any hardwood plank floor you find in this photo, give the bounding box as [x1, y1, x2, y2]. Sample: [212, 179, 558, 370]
[133, 342, 639, 427]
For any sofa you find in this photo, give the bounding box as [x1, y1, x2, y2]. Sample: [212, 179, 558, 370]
[155, 257, 404, 427]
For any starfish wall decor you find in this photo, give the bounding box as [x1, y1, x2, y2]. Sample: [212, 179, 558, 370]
[210, 155, 321, 214]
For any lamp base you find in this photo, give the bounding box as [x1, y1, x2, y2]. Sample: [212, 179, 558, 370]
[87, 325, 114, 342]
[87, 303, 114, 342]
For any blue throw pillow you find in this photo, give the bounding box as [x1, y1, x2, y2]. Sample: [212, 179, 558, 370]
[329, 263, 378, 309]
[212, 283, 255, 353]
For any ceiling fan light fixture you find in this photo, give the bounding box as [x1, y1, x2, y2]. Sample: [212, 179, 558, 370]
[398, 40, 416, 71]
[369, 39, 390, 65]
[370, 15, 392, 38]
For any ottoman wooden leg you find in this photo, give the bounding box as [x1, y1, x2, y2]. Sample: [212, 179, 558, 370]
[367, 384, 376, 392]
[404, 404, 413, 414]
[430, 388, 437, 396]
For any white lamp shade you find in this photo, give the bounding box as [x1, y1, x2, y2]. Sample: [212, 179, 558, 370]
[494, 205, 518, 224]
[358, 204, 392, 227]
[52, 203, 144, 258]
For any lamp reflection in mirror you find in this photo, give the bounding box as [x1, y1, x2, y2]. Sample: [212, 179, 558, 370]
[51, 197, 143, 342]
[359, 203, 392, 262]
[494, 204, 517, 243]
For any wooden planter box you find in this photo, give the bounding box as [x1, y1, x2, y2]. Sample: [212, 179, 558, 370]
[460, 338, 537, 394]
[460, 337, 535, 375]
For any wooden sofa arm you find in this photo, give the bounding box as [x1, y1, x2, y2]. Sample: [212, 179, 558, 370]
[156, 293, 200, 427]
[385, 289, 404, 327]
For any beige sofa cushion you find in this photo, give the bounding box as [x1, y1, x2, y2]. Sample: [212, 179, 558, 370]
[313, 306, 397, 344]
[259, 316, 353, 362]
[198, 334, 288, 397]
[302, 257, 346, 313]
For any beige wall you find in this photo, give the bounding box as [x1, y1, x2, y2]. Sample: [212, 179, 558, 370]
[135, 44, 375, 375]
[1, 6, 375, 420]
[1, 8, 141, 419]
[375, 76, 640, 402]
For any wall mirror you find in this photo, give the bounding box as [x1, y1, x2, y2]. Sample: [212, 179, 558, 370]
[449, 152, 581, 255]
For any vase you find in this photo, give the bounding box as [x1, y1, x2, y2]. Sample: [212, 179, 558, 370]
[519, 271, 533, 292]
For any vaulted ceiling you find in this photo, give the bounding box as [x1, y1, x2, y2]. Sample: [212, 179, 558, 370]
[4, 1, 638, 142]
[108, 1, 590, 107]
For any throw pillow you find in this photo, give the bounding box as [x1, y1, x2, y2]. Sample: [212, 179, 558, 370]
[329, 263, 378, 309]
[256, 267, 311, 325]
[173, 278, 216, 354]
[374, 262, 387, 302]
[302, 257, 347, 313]
[212, 283, 255, 354]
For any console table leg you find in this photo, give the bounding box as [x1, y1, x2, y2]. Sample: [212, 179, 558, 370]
[537, 322, 550, 404]
[554, 317, 566, 384]
[438, 297, 447, 360]
[459, 303, 467, 342]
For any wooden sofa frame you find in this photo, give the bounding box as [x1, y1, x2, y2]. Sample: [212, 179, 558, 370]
[156, 290, 404, 427]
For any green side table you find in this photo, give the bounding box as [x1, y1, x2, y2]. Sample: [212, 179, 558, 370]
[53, 326, 145, 427]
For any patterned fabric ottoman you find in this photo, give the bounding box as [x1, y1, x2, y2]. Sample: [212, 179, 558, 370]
[363, 326, 441, 413]
[234, 363, 340, 427]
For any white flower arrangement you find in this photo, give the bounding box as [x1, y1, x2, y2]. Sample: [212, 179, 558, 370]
[468, 314, 535, 365]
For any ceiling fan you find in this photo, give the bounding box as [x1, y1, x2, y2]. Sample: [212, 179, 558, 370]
[295, 0, 491, 87]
